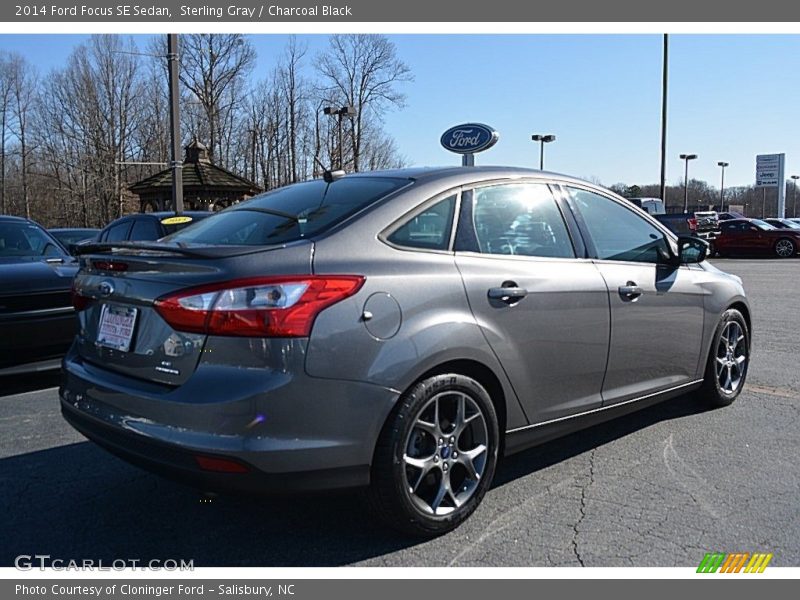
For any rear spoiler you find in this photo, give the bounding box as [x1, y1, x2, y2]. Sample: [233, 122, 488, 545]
[74, 241, 273, 259]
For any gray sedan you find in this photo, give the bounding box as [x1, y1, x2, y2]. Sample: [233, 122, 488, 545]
[61, 167, 750, 536]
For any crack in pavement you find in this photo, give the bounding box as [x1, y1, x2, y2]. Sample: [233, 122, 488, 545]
[446, 477, 574, 567]
[571, 447, 596, 567]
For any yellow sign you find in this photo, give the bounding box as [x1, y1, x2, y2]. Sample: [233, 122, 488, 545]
[160, 215, 193, 225]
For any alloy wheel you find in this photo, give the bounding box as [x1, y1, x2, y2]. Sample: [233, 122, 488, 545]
[775, 239, 795, 257]
[715, 321, 747, 394]
[402, 391, 489, 516]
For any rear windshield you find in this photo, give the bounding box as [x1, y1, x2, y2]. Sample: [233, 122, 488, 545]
[162, 214, 211, 235]
[164, 177, 410, 246]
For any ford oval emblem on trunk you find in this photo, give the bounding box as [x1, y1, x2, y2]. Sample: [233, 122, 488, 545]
[440, 123, 499, 155]
[98, 281, 114, 297]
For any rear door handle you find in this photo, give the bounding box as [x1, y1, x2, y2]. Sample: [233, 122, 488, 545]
[488, 286, 528, 304]
[618, 281, 643, 301]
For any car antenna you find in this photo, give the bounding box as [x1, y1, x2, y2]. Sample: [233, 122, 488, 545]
[313, 156, 346, 183]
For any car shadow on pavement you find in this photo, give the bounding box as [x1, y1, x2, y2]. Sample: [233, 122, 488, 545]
[493, 391, 709, 487]
[0, 371, 62, 398]
[0, 392, 709, 567]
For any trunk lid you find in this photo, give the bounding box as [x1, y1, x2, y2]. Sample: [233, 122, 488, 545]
[72, 241, 313, 386]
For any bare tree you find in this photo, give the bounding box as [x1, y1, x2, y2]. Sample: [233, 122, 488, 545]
[1, 34, 412, 227]
[7, 54, 37, 218]
[278, 36, 308, 183]
[36, 35, 145, 225]
[316, 34, 412, 172]
[0, 53, 12, 214]
[175, 34, 255, 167]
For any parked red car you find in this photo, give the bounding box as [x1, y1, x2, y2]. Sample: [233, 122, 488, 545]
[715, 218, 800, 258]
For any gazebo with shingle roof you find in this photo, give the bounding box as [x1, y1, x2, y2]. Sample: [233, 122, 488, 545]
[129, 140, 262, 212]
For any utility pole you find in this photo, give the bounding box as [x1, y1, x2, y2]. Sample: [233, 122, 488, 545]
[659, 34, 669, 205]
[167, 34, 184, 214]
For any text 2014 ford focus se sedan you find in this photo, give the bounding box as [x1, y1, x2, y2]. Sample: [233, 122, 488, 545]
[61, 167, 751, 535]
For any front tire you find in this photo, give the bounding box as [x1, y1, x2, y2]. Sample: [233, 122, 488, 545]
[697, 309, 750, 408]
[774, 237, 795, 258]
[367, 373, 499, 536]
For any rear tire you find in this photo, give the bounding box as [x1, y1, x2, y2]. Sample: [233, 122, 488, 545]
[774, 238, 795, 258]
[696, 309, 749, 408]
[367, 373, 499, 537]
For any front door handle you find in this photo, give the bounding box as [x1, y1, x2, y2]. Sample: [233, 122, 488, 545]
[618, 281, 643, 301]
[488, 285, 528, 304]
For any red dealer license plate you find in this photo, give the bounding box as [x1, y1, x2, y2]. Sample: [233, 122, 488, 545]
[96, 304, 138, 352]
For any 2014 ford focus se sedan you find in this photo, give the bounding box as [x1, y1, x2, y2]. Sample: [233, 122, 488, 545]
[61, 167, 751, 536]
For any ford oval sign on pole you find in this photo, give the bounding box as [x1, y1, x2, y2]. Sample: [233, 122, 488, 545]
[440, 123, 499, 166]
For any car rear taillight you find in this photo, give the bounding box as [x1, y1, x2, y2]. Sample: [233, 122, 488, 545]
[92, 259, 129, 272]
[687, 218, 698, 231]
[71, 283, 91, 311]
[154, 275, 365, 338]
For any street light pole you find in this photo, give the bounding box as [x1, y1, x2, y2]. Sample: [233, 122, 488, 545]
[660, 34, 669, 205]
[792, 175, 799, 217]
[717, 161, 729, 212]
[531, 134, 556, 170]
[680, 153, 697, 212]
[167, 33, 184, 214]
[323, 105, 357, 171]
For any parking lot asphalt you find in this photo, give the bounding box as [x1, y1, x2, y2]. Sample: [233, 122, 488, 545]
[1, 258, 798, 568]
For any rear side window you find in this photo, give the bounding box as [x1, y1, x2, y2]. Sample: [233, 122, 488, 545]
[166, 177, 409, 246]
[104, 221, 131, 242]
[471, 183, 575, 258]
[387, 195, 456, 250]
[129, 218, 162, 241]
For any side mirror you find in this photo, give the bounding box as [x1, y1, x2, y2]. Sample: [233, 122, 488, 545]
[677, 236, 708, 264]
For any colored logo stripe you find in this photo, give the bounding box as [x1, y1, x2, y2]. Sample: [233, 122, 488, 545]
[697, 553, 726, 573]
[697, 552, 773, 573]
[744, 553, 773, 573]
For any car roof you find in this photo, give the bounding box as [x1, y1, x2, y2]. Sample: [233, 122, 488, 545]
[111, 211, 211, 220]
[49, 227, 99, 232]
[0, 215, 33, 223]
[101, 211, 212, 228]
[145, 211, 211, 218]
[344, 165, 596, 188]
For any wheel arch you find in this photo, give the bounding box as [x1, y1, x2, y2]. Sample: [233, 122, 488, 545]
[699, 299, 752, 378]
[372, 358, 512, 467]
[729, 300, 751, 335]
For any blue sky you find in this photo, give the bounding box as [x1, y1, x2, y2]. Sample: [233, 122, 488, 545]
[1, 33, 798, 188]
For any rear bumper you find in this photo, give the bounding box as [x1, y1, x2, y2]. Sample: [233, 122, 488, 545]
[60, 343, 399, 494]
[61, 400, 369, 494]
